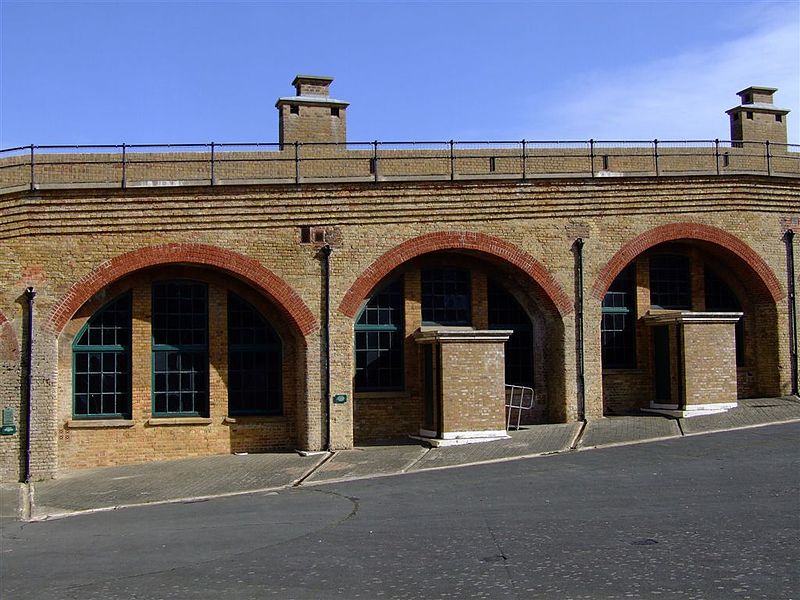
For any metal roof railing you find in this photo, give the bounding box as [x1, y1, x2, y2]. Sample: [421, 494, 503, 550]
[0, 139, 797, 193]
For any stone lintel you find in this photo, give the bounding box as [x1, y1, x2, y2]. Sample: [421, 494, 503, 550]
[413, 326, 513, 344]
[642, 311, 743, 325]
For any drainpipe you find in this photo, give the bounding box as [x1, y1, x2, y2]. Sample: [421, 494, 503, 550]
[320, 244, 334, 451]
[23, 287, 36, 483]
[573, 239, 586, 421]
[785, 229, 798, 396]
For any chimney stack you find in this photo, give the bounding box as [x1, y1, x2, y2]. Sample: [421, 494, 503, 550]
[276, 75, 349, 146]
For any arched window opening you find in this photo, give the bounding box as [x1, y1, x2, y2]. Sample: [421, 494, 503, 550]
[73, 293, 132, 418]
[354, 278, 404, 391]
[704, 268, 744, 366]
[601, 264, 637, 369]
[152, 281, 208, 417]
[488, 280, 534, 387]
[228, 292, 282, 415]
[421, 267, 471, 326]
[649, 254, 691, 309]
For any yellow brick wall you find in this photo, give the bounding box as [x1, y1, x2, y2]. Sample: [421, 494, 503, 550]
[0, 173, 797, 479]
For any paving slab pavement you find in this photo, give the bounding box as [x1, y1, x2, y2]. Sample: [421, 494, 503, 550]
[7, 396, 798, 521]
[579, 414, 681, 449]
[305, 442, 429, 484]
[680, 396, 800, 434]
[0, 483, 26, 522]
[31, 451, 326, 518]
[411, 423, 581, 470]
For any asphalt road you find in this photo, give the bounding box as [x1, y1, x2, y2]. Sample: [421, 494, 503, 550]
[1, 423, 798, 600]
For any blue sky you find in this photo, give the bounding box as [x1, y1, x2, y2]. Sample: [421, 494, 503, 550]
[1, 1, 798, 147]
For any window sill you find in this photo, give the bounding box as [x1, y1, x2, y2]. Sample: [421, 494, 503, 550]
[354, 391, 410, 400]
[66, 419, 135, 429]
[223, 416, 286, 425]
[146, 417, 212, 426]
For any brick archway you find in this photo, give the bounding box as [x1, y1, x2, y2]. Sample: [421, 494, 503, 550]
[590, 223, 784, 303]
[339, 231, 573, 317]
[0, 311, 19, 362]
[48, 244, 317, 335]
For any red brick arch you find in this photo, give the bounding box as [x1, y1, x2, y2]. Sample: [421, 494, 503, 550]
[590, 223, 784, 302]
[48, 244, 317, 336]
[339, 231, 573, 318]
[0, 311, 19, 362]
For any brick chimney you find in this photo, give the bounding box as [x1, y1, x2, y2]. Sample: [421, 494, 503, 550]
[276, 75, 349, 146]
[727, 86, 789, 145]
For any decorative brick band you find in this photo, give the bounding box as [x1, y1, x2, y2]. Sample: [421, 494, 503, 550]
[591, 222, 784, 302]
[339, 231, 573, 317]
[0, 311, 19, 362]
[48, 244, 317, 336]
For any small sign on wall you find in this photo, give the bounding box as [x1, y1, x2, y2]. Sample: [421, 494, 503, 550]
[0, 407, 16, 436]
[332, 394, 348, 404]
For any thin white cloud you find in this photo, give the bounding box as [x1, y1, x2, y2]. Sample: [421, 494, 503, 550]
[531, 8, 800, 143]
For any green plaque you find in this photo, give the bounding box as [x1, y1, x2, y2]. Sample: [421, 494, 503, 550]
[332, 394, 348, 404]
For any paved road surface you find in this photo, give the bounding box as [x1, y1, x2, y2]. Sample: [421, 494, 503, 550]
[2, 423, 798, 599]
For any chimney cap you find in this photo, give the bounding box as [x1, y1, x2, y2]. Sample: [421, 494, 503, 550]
[736, 85, 778, 97]
[292, 74, 335, 86]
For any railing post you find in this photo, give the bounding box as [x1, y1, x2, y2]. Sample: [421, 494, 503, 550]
[29, 144, 35, 191]
[653, 139, 660, 176]
[121, 143, 127, 189]
[714, 139, 720, 175]
[589, 139, 595, 177]
[765, 140, 771, 176]
[449, 140, 455, 181]
[210, 142, 216, 186]
[294, 141, 300, 185]
[373, 140, 379, 182]
[521, 139, 527, 180]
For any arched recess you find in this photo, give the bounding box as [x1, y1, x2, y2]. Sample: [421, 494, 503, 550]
[48, 244, 317, 336]
[592, 223, 785, 412]
[591, 223, 783, 303]
[54, 251, 314, 471]
[339, 231, 573, 318]
[344, 232, 573, 443]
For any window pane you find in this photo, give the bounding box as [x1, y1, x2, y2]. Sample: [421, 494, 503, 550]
[422, 268, 470, 326]
[602, 265, 637, 368]
[354, 278, 404, 391]
[650, 254, 690, 309]
[228, 293, 282, 415]
[73, 293, 132, 418]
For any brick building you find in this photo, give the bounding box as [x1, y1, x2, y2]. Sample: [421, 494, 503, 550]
[0, 76, 798, 481]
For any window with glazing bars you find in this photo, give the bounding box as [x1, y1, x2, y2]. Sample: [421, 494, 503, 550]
[488, 281, 534, 387]
[228, 292, 282, 415]
[73, 293, 132, 418]
[354, 278, 404, 391]
[152, 281, 208, 416]
[421, 268, 471, 326]
[704, 268, 744, 366]
[649, 254, 691, 309]
[601, 264, 637, 368]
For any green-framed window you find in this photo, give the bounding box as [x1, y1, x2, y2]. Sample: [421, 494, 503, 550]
[355, 278, 404, 391]
[152, 281, 208, 417]
[488, 280, 534, 387]
[421, 267, 471, 326]
[73, 293, 132, 419]
[649, 254, 691, 309]
[602, 264, 637, 369]
[228, 292, 282, 415]
[704, 268, 744, 366]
